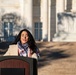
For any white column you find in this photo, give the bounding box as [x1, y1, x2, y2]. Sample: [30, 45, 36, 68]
[56, 0, 64, 13]
[19, 0, 24, 17]
[71, 0, 76, 12]
[64, 0, 67, 11]
[41, 0, 48, 41]
[48, 0, 51, 41]
[24, 0, 33, 33]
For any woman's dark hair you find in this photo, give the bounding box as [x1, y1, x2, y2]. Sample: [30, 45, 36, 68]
[13, 29, 38, 52]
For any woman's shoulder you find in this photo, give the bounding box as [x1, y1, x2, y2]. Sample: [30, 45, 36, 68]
[9, 44, 18, 48]
[4, 44, 18, 56]
[8, 44, 18, 51]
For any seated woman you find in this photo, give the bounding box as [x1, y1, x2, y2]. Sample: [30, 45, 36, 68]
[4, 29, 40, 60]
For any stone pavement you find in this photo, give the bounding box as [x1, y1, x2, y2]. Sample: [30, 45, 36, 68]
[37, 42, 76, 75]
[0, 42, 76, 75]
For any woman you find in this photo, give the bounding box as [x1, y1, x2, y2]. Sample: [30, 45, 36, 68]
[4, 29, 40, 60]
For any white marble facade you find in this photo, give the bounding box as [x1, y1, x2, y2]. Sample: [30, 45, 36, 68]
[0, 0, 76, 42]
[0, 0, 33, 42]
[53, 0, 76, 41]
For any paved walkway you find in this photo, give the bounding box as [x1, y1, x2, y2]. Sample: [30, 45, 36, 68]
[0, 42, 76, 75]
[37, 42, 76, 75]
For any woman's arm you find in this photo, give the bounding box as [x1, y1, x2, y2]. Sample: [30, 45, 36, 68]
[31, 53, 38, 59]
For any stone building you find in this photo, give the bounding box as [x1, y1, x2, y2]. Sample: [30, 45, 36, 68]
[0, 0, 76, 42]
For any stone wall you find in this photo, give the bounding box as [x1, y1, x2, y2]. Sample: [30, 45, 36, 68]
[53, 12, 76, 41]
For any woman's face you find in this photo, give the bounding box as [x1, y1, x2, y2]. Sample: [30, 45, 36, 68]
[20, 31, 29, 44]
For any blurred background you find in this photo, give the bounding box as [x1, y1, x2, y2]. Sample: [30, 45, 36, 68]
[0, 0, 76, 75]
